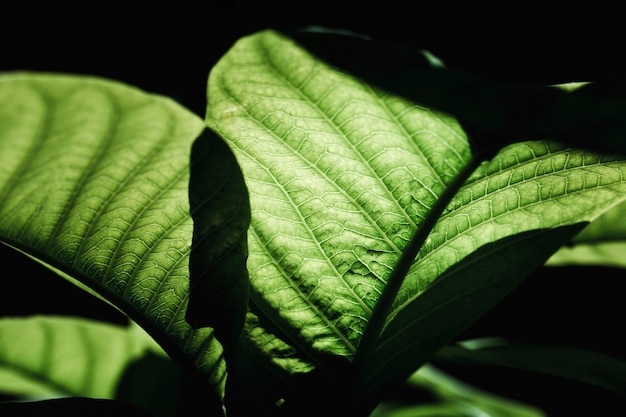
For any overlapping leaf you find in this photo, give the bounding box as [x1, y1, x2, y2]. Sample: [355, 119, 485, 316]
[205, 29, 626, 403]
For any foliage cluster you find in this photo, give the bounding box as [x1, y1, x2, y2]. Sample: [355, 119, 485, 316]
[1, 28, 625, 416]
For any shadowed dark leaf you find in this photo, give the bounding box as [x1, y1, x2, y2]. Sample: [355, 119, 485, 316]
[186, 128, 251, 346]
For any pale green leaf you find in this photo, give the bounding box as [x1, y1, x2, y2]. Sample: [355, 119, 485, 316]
[547, 199, 626, 267]
[0, 316, 163, 400]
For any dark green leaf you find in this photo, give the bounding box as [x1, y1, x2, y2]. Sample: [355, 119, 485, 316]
[186, 128, 251, 345]
[434, 339, 626, 398]
[358, 225, 585, 402]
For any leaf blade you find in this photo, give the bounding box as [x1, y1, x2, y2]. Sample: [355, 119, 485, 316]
[0, 72, 228, 410]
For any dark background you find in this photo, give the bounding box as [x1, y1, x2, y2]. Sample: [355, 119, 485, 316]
[2, 2, 625, 415]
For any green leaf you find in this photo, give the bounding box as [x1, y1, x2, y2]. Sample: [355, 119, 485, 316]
[206, 28, 471, 362]
[547, 199, 626, 267]
[433, 339, 626, 398]
[393, 364, 546, 417]
[0, 73, 227, 413]
[0, 316, 168, 402]
[205, 29, 626, 413]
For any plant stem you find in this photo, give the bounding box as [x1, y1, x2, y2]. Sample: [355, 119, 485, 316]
[351, 147, 487, 379]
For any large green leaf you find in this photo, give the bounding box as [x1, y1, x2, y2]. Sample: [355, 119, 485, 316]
[0, 72, 241, 414]
[205, 29, 626, 412]
[207, 28, 471, 359]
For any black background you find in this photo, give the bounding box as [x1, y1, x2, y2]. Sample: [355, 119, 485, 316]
[2, 2, 626, 415]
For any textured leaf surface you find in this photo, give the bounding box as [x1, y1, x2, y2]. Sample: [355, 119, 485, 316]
[206, 29, 471, 362]
[205, 29, 626, 402]
[0, 73, 230, 409]
[547, 199, 626, 267]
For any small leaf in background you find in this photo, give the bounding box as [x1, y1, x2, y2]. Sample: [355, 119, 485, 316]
[434, 338, 626, 398]
[0, 73, 225, 411]
[547, 199, 626, 268]
[0, 316, 177, 417]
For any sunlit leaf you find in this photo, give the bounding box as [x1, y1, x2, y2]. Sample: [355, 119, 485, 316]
[205, 29, 626, 412]
[0, 73, 229, 412]
[206, 28, 470, 362]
